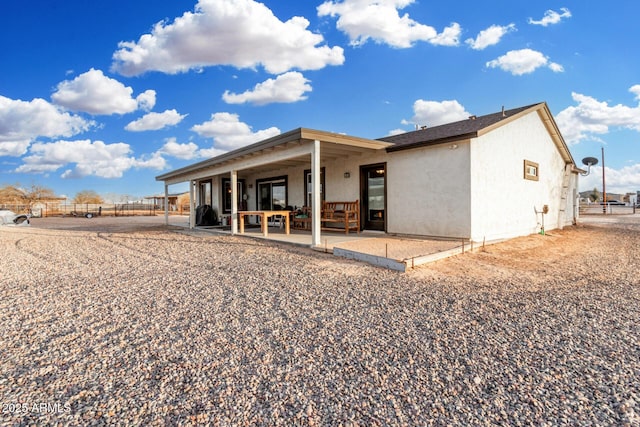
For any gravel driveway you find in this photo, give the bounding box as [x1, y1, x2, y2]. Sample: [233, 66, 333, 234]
[1, 216, 638, 425]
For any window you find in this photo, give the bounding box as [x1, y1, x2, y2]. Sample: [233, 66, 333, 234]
[524, 160, 539, 181]
[303, 167, 325, 208]
[198, 180, 211, 206]
[221, 178, 245, 213]
[256, 176, 288, 210]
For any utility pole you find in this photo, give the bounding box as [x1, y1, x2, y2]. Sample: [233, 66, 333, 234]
[602, 146, 606, 214]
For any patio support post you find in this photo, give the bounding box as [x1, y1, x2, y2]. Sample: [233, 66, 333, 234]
[164, 183, 169, 225]
[189, 180, 196, 229]
[311, 139, 321, 247]
[231, 170, 238, 234]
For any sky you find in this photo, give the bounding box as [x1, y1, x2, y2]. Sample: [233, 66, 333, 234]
[1, 0, 639, 201]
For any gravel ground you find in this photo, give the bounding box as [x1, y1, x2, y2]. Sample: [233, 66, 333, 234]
[1, 216, 639, 426]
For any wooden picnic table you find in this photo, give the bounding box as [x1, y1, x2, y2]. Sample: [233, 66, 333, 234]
[238, 210, 290, 237]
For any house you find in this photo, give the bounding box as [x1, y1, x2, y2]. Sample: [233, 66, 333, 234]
[156, 102, 581, 246]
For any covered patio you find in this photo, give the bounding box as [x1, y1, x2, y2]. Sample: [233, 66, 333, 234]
[156, 128, 392, 248]
[190, 224, 471, 271]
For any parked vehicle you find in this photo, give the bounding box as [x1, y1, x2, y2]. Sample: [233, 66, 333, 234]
[0, 209, 30, 226]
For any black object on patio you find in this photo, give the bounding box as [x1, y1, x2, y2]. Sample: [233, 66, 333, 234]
[195, 205, 217, 226]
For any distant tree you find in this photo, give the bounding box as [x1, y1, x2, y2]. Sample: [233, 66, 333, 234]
[589, 187, 600, 202]
[177, 193, 190, 211]
[0, 183, 57, 210]
[73, 190, 104, 204]
[0, 184, 25, 203]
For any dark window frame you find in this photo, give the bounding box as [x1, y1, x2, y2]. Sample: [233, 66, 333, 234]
[255, 175, 288, 210]
[221, 178, 246, 213]
[303, 167, 325, 208]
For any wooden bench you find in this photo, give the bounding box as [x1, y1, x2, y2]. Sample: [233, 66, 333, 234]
[321, 200, 360, 234]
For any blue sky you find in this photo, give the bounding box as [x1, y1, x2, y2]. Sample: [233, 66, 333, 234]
[1, 0, 639, 200]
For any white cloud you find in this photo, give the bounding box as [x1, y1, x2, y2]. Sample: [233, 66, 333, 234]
[197, 147, 229, 159]
[191, 112, 280, 151]
[136, 90, 157, 111]
[387, 128, 408, 136]
[630, 85, 640, 101]
[0, 95, 93, 156]
[15, 139, 165, 178]
[465, 24, 515, 50]
[52, 68, 156, 115]
[156, 137, 227, 160]
[133, 152, 167, 171]
[222, 72, 312, 105]
[111, 0, 344, 76]
[157, 138, 200, 160]
[317, 0, 461, 48]
[600, 165, 640, 194]
[125, 109, 187, 131]
[579, 164, 640, 195]
[556, 90, 640, 144]
[548, 62, 565, 73]
[430, 22, 462, 47]
[405, 99, 470, 128]
[528, 8, 572, 27]
[486, 49, 563, 75]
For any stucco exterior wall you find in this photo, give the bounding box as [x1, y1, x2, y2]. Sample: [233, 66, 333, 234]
[211, 150, 389, 227]
[189, 110, 576, 239]
[242, 167, 307, 210]
[386, 143, 472, 238]
[469, 111, 573, 242]
[322, 151, 388, 202]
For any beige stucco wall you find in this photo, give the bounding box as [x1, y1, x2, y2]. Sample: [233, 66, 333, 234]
[322, 151, 388, 201]
[386, 143, 472, 238]
[469, 111, 575, 242]
[191, 111, 576, 239]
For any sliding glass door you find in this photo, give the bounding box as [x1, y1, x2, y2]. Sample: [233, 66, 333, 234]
[257, 177, 287, 210]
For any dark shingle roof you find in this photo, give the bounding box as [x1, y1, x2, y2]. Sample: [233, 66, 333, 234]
[379, 103, 542, 152]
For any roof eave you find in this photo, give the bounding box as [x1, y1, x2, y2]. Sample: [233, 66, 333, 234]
[155, 128, 392, 182]
[385, 132, 478, 153]
[535, 102, 577, 166]
[155, 128, 306, 181]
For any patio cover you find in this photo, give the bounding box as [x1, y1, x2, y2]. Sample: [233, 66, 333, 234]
[156, 128, 392, 246]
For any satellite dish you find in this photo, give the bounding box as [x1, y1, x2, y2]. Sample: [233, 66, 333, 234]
[580, 156, 598, 176]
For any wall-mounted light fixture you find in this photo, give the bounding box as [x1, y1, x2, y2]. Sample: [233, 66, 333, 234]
[344, 172, 351, 178]
[450, 144, 458, 150]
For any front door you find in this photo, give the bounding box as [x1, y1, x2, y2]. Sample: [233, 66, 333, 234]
[360, 163, 386, 231]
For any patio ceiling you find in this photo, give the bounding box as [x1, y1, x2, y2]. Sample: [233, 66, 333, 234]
[233, 141, 387, 175]
[156, 128, 392, 184]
